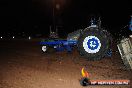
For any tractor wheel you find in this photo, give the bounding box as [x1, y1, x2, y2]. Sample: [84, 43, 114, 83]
[77, 27, 111, 60]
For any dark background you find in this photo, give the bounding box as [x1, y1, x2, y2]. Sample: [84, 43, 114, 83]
[0, 0, 132, 38]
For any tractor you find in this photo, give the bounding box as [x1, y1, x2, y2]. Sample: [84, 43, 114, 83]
[40, 17, 112, 60]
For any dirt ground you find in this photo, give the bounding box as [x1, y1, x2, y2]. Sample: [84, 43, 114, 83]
[0, 39, 131, 88]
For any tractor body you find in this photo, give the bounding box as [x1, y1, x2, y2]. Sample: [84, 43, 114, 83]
[40, 17, 112, 60]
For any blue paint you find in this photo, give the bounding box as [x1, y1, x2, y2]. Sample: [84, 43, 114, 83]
[87, 38, 99, 50]
[129, 16, 132, 31]
[40, 40, 77, 52]
[40, 40, 77, 45]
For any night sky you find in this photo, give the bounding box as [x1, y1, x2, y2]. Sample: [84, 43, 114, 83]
[0, 0, 132, 37]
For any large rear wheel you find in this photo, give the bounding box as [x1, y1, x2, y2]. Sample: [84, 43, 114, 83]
[77, 27, 111, 60]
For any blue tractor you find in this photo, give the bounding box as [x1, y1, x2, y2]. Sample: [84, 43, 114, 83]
[40, 18, 112, 60]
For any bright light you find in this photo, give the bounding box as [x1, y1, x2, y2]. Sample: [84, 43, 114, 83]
[28, 36, 31, 40]
[1, 36, 2, 39]
[56, 4, 60, 9]
[130, 35, 132, 38]
[13, 36, 15, 39]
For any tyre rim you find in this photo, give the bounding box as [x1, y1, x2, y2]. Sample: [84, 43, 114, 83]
[42, 46, 47, 52]
[83, 36, 101, 53]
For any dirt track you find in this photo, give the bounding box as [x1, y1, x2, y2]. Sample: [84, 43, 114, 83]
[0, 40, 131, 88]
